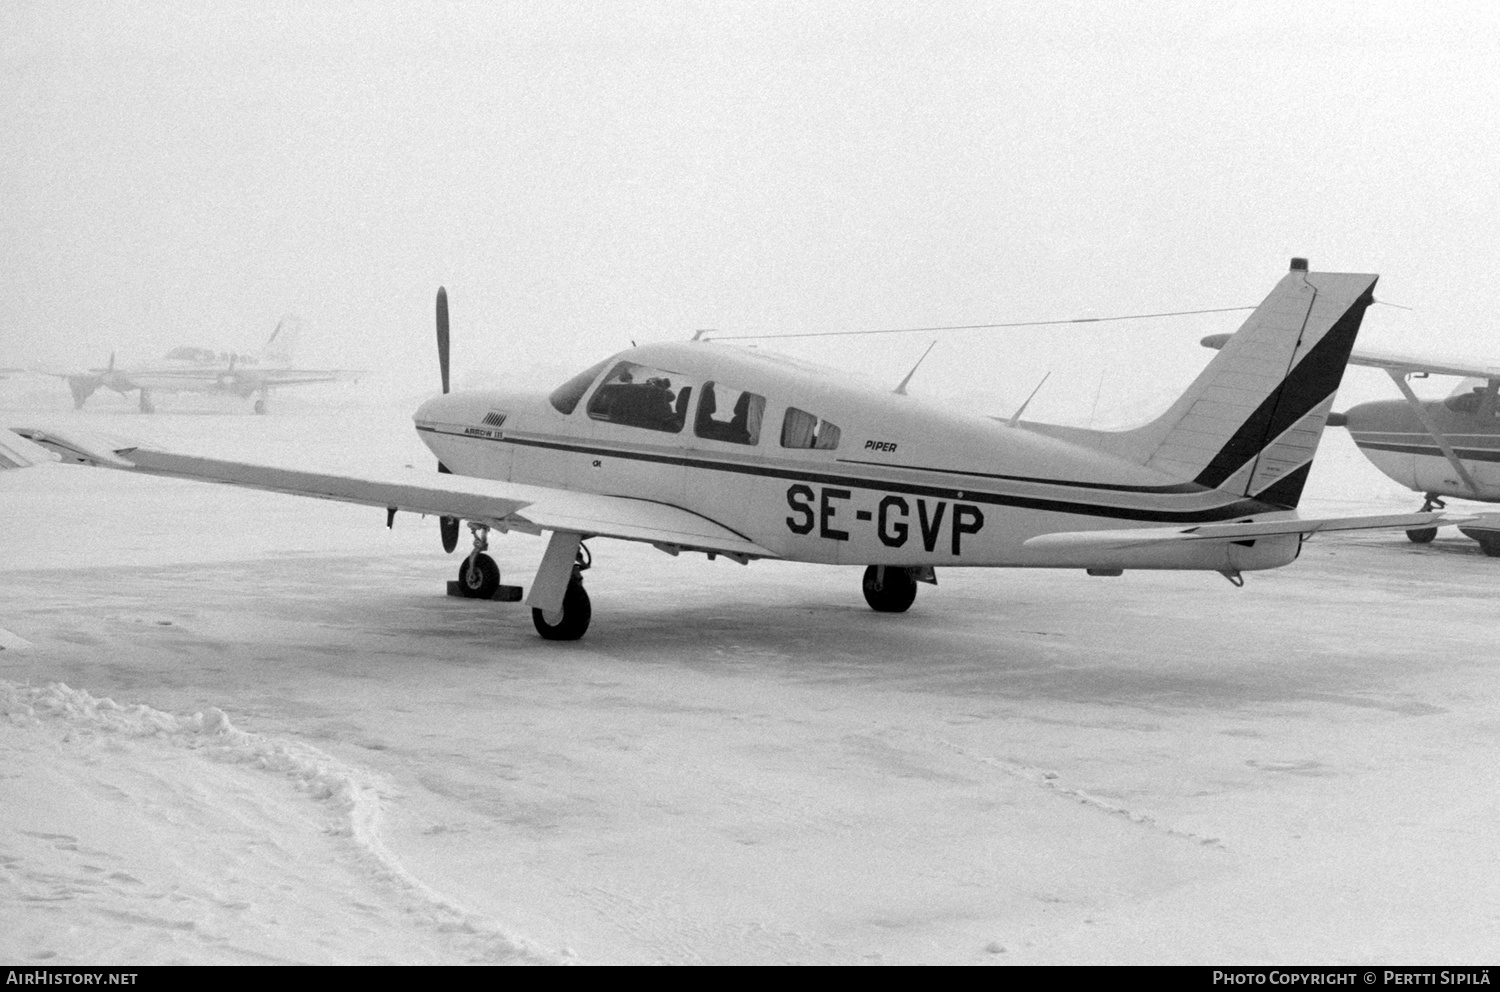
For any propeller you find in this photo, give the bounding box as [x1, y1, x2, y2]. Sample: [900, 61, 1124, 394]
[436, 286, 460, 554]
[436, 286, 451, 395]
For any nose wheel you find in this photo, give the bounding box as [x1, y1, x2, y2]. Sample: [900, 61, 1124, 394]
[454, 523, 501, 599]
[1407, 494, 1444, 544]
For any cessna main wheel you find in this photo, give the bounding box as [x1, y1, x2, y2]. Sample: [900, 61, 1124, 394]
[532, 582, 592, 640]
[862, 565, 917, 613]
[456, 553, 500, 599]
[1406, 527, 1438, 544]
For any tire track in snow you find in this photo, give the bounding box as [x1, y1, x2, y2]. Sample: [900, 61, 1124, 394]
[2, 679, 562, 964]
[915, 732, 1226, 849]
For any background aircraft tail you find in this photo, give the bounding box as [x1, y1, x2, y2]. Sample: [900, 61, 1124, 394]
[259, 314, 303, 365]
[1056, 260, 1377, 508]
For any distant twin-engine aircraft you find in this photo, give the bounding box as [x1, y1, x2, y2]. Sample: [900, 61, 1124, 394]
[7, 260, 1469, 639]
[1201, 333, 1500, 555]
[37, 316, 361, 413]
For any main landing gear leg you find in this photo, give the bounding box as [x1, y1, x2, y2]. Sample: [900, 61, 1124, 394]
[455, 523, 500, 599]
[1407, 494, 1444, 544]
[528, 533, 592, 641]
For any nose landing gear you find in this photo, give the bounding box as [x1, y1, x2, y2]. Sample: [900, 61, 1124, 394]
[1406, 494, 1444, 544]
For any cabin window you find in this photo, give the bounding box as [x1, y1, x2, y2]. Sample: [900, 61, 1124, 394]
[1445, 389, 1484, 414]
[780, 407, 841, 450]
[695, 381, 765, 445]
[549, 359, 612, 414]
[586, 361, 695, 433]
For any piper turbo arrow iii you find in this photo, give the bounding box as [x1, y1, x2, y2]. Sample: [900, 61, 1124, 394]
[8, 259, 1460, 640]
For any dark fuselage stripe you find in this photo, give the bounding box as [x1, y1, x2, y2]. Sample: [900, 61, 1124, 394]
[418, 426, 1276, 524]
[831, 457, 1208, 494]
[1355, 440, 1500, 464]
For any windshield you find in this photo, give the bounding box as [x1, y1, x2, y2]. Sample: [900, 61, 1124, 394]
[549, 358, 612, 414]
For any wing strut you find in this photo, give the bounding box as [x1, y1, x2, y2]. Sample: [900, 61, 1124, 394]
[1385, 369, 1482, 497]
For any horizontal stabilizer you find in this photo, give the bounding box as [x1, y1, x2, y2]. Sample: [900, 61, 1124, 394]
[1023, 511, 1468, 552]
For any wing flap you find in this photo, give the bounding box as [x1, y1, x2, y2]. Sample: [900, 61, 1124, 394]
[1023, 512, 1468, 551]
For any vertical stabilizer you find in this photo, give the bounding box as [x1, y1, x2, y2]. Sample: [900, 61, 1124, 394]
[1101, 260, 1377, 507]
[260, 315, 303, 365]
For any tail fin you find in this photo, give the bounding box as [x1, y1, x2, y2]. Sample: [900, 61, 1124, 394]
[260, 315, 303, 365]
[1110, 259, 1377, 507]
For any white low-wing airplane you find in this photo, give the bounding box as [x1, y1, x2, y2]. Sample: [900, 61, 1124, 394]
[7, 259, 1462, 640]
[1200, 333, 1500, 554]
[37, 316, 361, 414]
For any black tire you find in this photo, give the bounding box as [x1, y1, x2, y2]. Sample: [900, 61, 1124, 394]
[862, 565, 918, 613]
[254, 399, 267, 415]
[1406, 527, 1438, 544]
[456, 553, 500, 599]
[532, 582, 592, 640]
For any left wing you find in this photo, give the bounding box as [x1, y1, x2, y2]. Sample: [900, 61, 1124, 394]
[0, 428, 59, 469]
[1201, 332, 1500, 380]
[9, 426, 775, 560]
[1024, 512, 1469, 552]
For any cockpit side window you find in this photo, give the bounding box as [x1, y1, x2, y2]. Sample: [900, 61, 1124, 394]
[586, 361, 695, 434]
[780, 407, 841, 450]
[1445, 388, 1484, 414]
[549, 359, 612, 415]
[695, 382, 765, 446]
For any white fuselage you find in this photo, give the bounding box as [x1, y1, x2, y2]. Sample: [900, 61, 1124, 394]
[415, 343, 1299, 573]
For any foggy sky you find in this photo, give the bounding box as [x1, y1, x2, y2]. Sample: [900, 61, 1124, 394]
[3, 1, 1497, 421]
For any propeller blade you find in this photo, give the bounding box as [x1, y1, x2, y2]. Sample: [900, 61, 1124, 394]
[436, 286, 450, 395]
[435, 288, 457, 552]
[438, 460, 459, 552]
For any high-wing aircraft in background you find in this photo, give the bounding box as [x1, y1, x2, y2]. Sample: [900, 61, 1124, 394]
[7, 259, 1467, 640]
[1201, 334, 1500, 555]
[37, 316, 361, 413]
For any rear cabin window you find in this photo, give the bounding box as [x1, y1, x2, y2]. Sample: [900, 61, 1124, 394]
[586, 361, 695, 434]
[780, 407, 841, 450]
[695, 382, 765, 446]
[549, 359, 611, 414]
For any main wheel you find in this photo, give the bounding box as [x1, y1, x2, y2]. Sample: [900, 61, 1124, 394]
[862, 565, 917, 613]
[532, 582, 592, 640]
[1406, 527, 1438, 544]
[456, 553, 500, 599]
[254, 398, 267, 415]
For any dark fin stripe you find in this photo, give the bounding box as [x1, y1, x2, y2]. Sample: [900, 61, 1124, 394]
[1249, 461, 1311, 510]
[1194, 284, 1375, 490]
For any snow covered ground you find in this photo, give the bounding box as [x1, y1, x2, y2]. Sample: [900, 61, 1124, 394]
[2, 396, 1498, 964]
